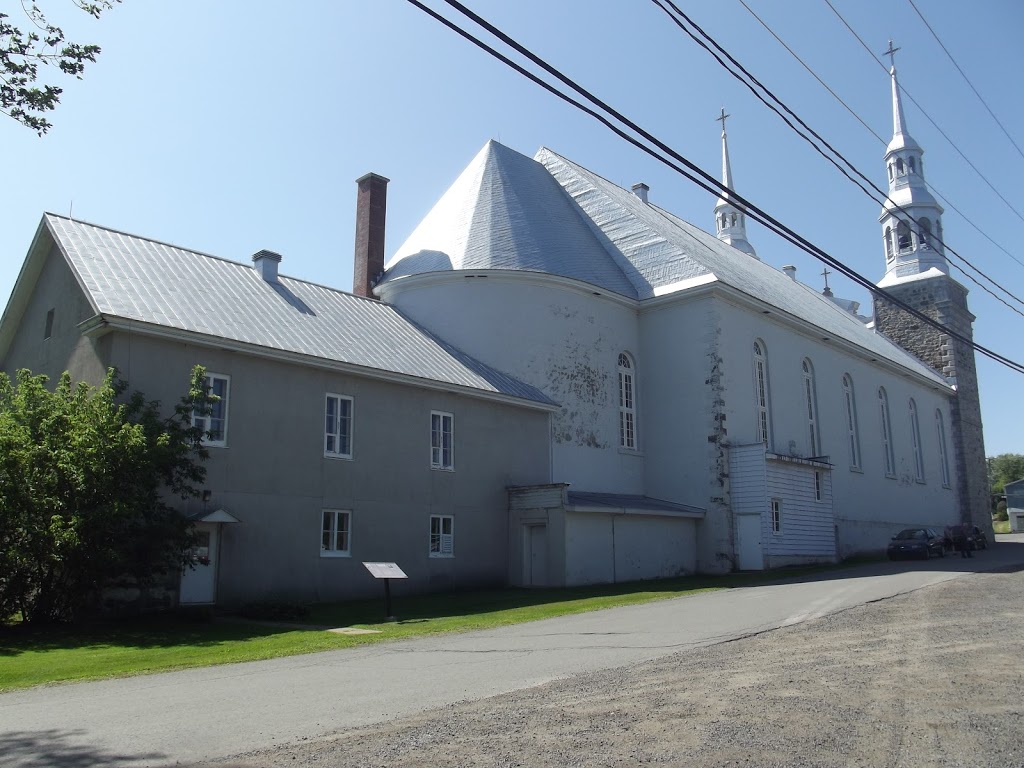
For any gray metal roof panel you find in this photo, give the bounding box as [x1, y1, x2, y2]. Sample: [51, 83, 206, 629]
[566, 491, 705, 515]
[536, 149, 950, 387]
[45, 214, 555, 406]
[382, 141, 639, 297]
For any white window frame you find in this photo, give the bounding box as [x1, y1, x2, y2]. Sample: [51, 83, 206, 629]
[814, 471, 822, 502]
[753, 341, 772, 449]
[909, 399, 925, 483]
[842, 374, 862, 470]
[879, 387, 896, 478]
[429, 514, 454, 558]
[802, 359, 820, 456]
[321, 509, 351, 558]
[618, 353, 637, 450]
[430, 411, 454, 470]
[324, 393, 353, 459]
[193, 373, 230, 448]
[936, 409, 951, 488]
[770, 498, 782, 535]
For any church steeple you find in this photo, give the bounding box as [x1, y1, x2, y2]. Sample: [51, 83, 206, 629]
[878, 41, 947, 285]
[713, 108, 757, 259]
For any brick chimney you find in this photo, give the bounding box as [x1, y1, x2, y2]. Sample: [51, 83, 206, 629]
[353, 172, 389, 297]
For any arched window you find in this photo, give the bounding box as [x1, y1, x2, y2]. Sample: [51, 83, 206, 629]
[842, 374, 861, 470]
[936, 219, 944, 253]
[909, 399, 924, 482]
[885, 226, 894, 261]
[618, 353, 636, 450]
[896, 221, 912, 251]
[753, 341, 772, 448]
[919, 218, 932, 248]
[919, 158, 924, 178]
[936, 409, 951, 488]
[802, 359, 819, 456]
[896, 157, 905, 175]
[908, 157, 916, 174]
[879, 387, 895, 477]
[730, 213, 737, 226]
[888, 163, 894, 181]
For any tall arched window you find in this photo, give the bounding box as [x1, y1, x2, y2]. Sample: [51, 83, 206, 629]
[842, 374, 861, 470]
[802, 359, 819, 456]
[896, 221, 912, 251]
[618, 353, 636, 450]
[936, 409, 951, 488]
[885, 227, 894, 260]
[753, 341, 772, 448]
[879, 387, 895, 477]
[908, 157, 916, 174]
[888, 163, 894, 181]
[909, 399, 924, 482]
[919, 218, 932, 248]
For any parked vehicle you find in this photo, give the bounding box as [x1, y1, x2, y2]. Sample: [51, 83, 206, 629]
[944, 524, 987, 552]
[887, 528, 946, 560]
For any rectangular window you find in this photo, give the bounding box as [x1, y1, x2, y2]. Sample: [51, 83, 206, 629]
[44, 309, 54, 340]
[192, 373, 230, 447]
[770, 498, 782, 534]
[429, 514, 454, 557]
[814, 471, 822, 502]
[321, 510, 351, 557]
[431, 411, 454, 470]
[324, 394, 353, 458]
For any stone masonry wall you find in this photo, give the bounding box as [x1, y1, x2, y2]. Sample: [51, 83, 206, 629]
[873, 276, 991, 533]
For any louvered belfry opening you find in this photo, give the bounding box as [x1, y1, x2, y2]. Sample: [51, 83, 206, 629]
[352, 172, 389, 297]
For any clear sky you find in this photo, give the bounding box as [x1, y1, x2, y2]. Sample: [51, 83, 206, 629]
[2, 0, 1022, 455]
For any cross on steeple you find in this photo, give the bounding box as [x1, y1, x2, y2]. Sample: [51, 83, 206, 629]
[716, 107, 729, 134]
[883, 39, 900, 70]
[821, 267, 832, 290]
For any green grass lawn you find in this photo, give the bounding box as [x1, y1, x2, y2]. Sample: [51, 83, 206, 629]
[0, 561, 875, 693]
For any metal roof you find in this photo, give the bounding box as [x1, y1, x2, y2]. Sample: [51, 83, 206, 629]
[566, 491, 705, 517]
[43, 214, 556, 407]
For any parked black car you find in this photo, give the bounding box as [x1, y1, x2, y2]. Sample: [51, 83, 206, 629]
[887, 528, 946, 560]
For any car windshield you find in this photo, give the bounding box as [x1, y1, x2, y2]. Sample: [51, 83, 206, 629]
[894, 529, 925, 540]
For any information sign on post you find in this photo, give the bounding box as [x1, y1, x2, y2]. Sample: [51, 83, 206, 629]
[362, 562, 408, 621]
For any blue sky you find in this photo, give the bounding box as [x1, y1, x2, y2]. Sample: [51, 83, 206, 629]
[2, 0, 1022, 455]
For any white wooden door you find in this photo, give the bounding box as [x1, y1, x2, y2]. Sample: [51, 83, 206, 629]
[180, 525, 219, 604]
[736, 514, 764, 571]
[526, 524, 548, 587]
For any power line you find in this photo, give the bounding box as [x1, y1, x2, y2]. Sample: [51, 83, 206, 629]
[401, 0, 1024, 375]
[907, 0, 1024, 163]
[824, 0, 1024, 227]
[651, 0, 1024, 317]
[736, 0, 1024, 275]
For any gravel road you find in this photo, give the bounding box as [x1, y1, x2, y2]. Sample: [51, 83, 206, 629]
[207, 568, 1024, 768]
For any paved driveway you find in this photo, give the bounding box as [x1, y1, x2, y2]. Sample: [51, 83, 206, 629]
[3, 536, 1022, 767]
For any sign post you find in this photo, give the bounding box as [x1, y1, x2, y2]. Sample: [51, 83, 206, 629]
[362, 562, 408, 621]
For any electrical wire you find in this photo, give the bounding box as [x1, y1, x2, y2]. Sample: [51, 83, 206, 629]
[401, 0, 1024, 375]
[907, 0, 1024, 163]
[736, 0, 1024, 274]
[824, 0, 1024, 227]
[652, 0, 1024, 316]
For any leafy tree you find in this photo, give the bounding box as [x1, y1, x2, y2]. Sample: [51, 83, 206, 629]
[988, 453, 1024, 495]
[1, 1, 120, 135]
[0, 366, 212, 623]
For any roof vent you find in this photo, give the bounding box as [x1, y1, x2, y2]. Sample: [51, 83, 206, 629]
[631, 183, 649, 204]
[782, 265, 796, 280]
[252, 249, 282, 282]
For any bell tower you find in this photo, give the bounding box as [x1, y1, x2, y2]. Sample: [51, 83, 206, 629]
[871, 42, 990, 533]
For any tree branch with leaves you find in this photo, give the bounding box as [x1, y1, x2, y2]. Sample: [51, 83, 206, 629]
[1, 1, 120, 135]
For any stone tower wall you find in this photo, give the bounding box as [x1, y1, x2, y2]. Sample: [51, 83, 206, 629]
[873, 277, 991, 533]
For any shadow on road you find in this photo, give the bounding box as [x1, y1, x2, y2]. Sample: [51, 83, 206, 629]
[0, 728, 164, 767]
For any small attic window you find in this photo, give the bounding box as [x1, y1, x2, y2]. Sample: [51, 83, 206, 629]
[44, 309, 54, 340]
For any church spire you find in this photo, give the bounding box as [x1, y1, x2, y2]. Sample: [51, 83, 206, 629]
[713, 108, 757, 259]
[878, 43, 947, 285]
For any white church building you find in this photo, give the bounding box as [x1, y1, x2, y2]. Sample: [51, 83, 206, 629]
[0, 57, 989, 604]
